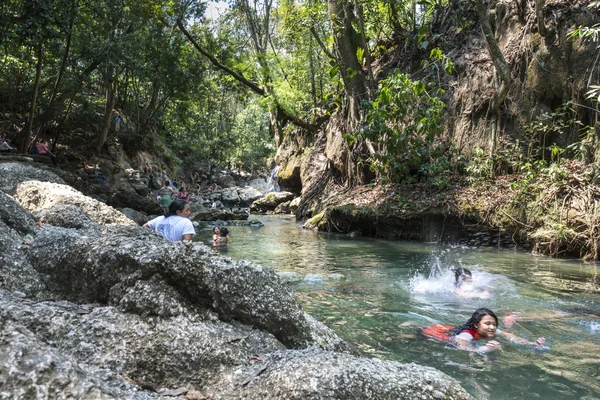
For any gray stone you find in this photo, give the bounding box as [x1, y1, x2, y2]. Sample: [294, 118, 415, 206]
[0, 190, 36, 235]
[25, 226, 348, 351]
[33, 204, 98, 230]
[204, 349, 472, 400]
[13, 181, 135, 226]
[237, 186, 263, 206]
[0, 162, 64, 194]
[250, 192, 296, 214]
[221, 187, 240, 205]
[119, 207, 149, 225]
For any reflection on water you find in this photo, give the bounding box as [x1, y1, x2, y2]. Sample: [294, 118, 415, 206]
[195, 216, 600, 400]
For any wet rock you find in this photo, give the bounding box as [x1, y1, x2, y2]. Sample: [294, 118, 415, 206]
[204, 349, 472, 400]
[250, 192, 296, 214]
[0, 162, 64, 194]
[13, 181, 135, 226]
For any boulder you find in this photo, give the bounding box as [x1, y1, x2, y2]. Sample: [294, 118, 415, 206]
[213, 174, 236, 188]
[0, 291, 284, 391]
[192, 207, 249, 222]
[0, 301, 161, 400]
[237, 186, 263, 206]
[274, 201, 291, 214]
[12, 181, 135, 226]
[33, 204, 98, 230]
[205, 349, 472, 400]
[25, 226, 348, 351]
[109, 181, 162, 215]
[0, 162, 64, 194]
[289, 197, 301, 214]
[250, 192, 296, 214]
[0, 191, 37, 235]
[221, 187, 240, 205]
[120, 207, 149, 225]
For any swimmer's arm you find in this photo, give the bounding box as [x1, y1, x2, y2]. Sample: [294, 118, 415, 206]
[454, 338, 501, 353]
[498, 331, 545, 346]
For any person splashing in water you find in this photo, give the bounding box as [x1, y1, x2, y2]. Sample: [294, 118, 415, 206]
[453, 268, 490, 298]
[421, 308, 545, 353]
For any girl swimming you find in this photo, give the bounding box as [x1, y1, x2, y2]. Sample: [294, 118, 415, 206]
[421, 308, 545, 353]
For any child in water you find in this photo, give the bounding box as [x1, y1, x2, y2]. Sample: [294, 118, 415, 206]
[212, 227, 230, 246]
[453, 268, 490, 298]
[421, 308, 545, 353]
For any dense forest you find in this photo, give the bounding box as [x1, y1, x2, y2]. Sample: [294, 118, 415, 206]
[1, 0, 600, 257]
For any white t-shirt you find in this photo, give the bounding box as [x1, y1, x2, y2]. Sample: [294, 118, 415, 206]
[147, 215, 195, 242]
[455, 328, 502, 342]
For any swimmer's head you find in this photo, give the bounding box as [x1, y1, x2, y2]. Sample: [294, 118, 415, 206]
[454, 268, 472, 286]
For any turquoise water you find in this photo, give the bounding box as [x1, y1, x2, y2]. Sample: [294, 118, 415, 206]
[197, 216, 600, 399]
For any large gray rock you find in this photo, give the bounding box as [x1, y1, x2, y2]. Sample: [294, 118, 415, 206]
[238, 186, 263, 206]
[192, 207, 249, 221]
[33, 204, 98, 230]
[0, 162, 64, 194]
[0, 190, 36, 235]
[25, 226, 348, 351]
[204, 349, 472, 400]
[221, 187, 240, 205]
[0, 191, 47, 298]
[250, 191, 296, 214]
[119, 207, 149, 225]
[13, 181, 135, 226]
[0, 291, 284, 392]
[109, 181, 162, 216]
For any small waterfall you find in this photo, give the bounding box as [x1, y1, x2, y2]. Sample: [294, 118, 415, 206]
[267, 165, 280, 192]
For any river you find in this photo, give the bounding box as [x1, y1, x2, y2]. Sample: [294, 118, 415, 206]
[197, 215, 600, 399]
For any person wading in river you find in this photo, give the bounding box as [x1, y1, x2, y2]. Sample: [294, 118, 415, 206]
[144, 199, 195, 242]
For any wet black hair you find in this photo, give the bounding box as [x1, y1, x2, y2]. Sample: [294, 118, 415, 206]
[450, 308, 498, 336]
[453, 267, 472, 283]
[213, 226, 220, 234]
[165, 199, 188, 218]
[219, 227, 229, 237]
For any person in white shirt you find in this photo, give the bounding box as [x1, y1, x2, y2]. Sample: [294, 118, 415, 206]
[144, 199, 195, 242]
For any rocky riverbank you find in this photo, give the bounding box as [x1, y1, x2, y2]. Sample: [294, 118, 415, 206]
[0, 160, 471, 399]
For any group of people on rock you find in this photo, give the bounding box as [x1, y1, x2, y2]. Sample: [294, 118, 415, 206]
[421, 267, 545, 353]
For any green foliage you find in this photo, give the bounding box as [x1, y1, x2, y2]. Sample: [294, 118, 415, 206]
[360, 71, 446, 183]
[523, 102, 581, 161]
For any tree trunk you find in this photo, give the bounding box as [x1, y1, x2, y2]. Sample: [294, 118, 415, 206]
[353, 0, 376, 96]
[534, 0, 550, 37]
[95, 78, 117, 154]
[328, 0, 368, 124]
[21, 45, 43, 153]
[475, 0, 511, 115]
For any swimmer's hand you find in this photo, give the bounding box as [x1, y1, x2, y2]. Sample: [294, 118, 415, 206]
[503, 312, 522, 329]
[531, 337, 545, 346]
[479, 340, 501, 353]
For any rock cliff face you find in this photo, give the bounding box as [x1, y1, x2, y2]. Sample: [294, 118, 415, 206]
[275, 0, 599, 217]
[0, 162, 472, 399]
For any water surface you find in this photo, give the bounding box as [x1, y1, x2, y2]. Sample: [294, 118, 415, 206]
[197, 216, 600, 399]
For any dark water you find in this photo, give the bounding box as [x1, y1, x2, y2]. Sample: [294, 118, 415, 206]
[197, 216, 600, 399]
